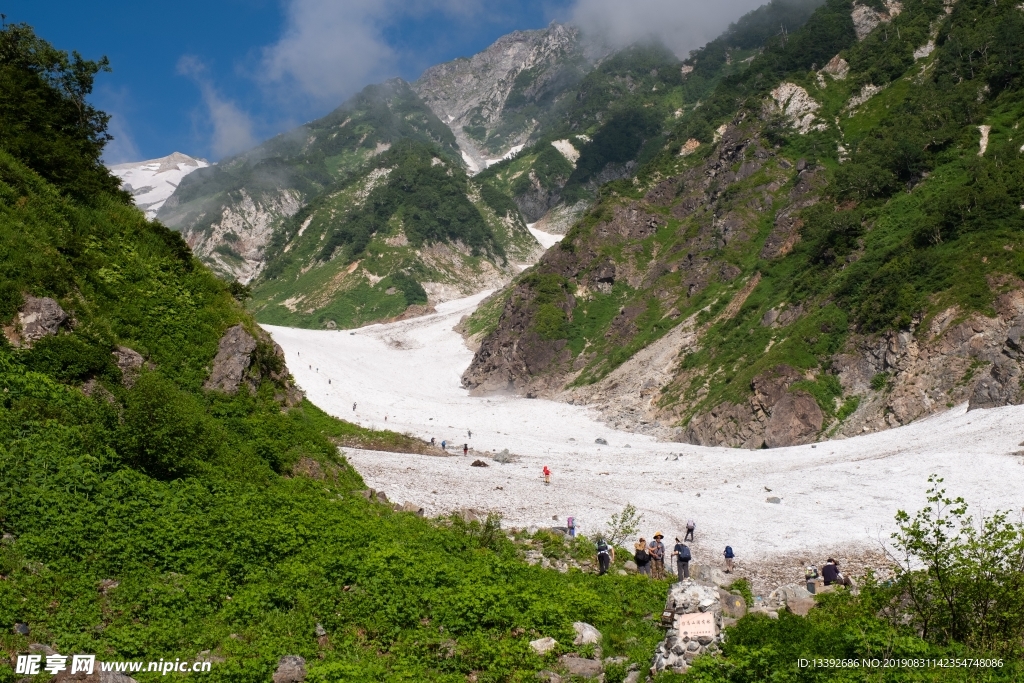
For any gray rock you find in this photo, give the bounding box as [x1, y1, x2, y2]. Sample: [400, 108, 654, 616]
[529, 636, 558, 655]
[14, 622, 29, 635]
[623, 560, 638, 572]
[691, 564, 731, 588]
[17, 296, 68, 347]
[112, 346, 145, 387]
[623, 672, 641, 683]
[764, 391, 823, 448]
[558, 655, 602, 678]
[766, 496, 782, 504]
[272, 656, 307, 683]
[969, 361, 1021, 410]
[315, 623, 327, 637]
[401, 502, 425, 516]
[718, 590, 747, 618]
[535, 671, 562, 683]
[595, 438, 608, 445]
[204, 324, 257, 393]
[471, 459, 489, 467]
[572, 621, 602, 645]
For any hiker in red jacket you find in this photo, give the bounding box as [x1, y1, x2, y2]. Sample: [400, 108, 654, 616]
[543, 466, 551, 485]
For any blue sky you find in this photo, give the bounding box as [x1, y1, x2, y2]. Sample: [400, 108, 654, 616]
[9, 0, 764, 164]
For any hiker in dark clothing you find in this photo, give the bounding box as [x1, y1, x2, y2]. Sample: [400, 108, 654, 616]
[684, 519, 695, 542]
[352, 402, 356, 411]
[822, 558, 853, 588]
[672, 537, 692, 580]
[723, 545, 735, 573]
[463, 444, 468, 456]
[596, 538, 614, 575]
[634, 538, 651, 576]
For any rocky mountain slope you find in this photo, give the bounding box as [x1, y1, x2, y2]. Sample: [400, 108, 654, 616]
[157, 80, 458, 283]
[463, 0, 1024, 448]
[248, 140, 538, 329]
[109, 152, 209, 218]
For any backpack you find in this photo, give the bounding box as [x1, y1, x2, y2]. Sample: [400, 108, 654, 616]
[596, 540, 609, 556]
[679, 545, 691, 562]
[724, 545, 734, 559]
[567, 516, 575, 529]
[686, 519, 695, 530]
[634, 549, 650, 564]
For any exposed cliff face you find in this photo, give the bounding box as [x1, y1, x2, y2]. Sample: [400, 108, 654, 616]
[413, 23, 590, 173]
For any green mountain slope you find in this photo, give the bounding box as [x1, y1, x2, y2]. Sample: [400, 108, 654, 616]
[0, 25, 671, 683]
[473, 0, 827, 231]
[463, 0, 1024, 448]
[156, 79, 459, 283]
[248, 140, 537, 329]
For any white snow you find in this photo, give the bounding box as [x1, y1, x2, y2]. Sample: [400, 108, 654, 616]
[527, 222, 563, 249]
[264, 295, 1024, 562]
[109, 152, 209, 219]
[484, 144, 525, 168]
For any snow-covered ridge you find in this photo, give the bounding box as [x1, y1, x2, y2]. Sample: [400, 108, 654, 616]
[109, 152, 209, 219]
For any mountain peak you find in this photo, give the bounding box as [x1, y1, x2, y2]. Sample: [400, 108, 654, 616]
[109, 152, 210, 219]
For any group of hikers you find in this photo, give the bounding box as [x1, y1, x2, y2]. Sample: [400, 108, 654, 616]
[595, 519, 708, 580]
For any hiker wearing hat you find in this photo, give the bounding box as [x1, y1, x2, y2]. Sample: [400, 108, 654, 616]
[634, 538, 651, 576]
[649, 532, 666, 580]
[672, 537, 692, 581]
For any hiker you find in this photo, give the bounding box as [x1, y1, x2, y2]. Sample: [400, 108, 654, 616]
[468, 429, 472, 438]
[649, 532, 666, 579]
[352, 402, 356, 411]
[634, 538, 651, 576]
[672, 537, 692, 581]
[822, 558, 854, 588]
[463, 444, 468, 456]
[596, 538, 614, 575]
[441, 440, 447, 450]
[723, 545, 735, 573]
[543, 466, 551, 485]
[567, 516, 576, 538]
[384, 414, 387, 421]
[684, 519, 695, 542]
[328, 379, 331, 384]
[430, 437, 435, 446]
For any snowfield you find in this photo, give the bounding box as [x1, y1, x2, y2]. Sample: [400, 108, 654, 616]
[109, 152, 208, 218]
[264, 293, 1024, 567]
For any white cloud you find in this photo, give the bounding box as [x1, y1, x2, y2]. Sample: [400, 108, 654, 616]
[567, 0, 768, 57]
[259, 0, 484, 109]
[178, 55, 257, 159]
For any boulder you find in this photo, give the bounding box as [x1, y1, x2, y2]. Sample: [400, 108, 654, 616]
[718, 590, 747, 618]
[529, 637, 558, 655]
[204, 324, 257, 393]
[764, 391, 823, 447]
[112, 346, 145, 387]
[572, 622, 602, 645]
[401, 502, 425, 516]
[787, 597, 817, 616]
[623, 560, 638, 572]
[535, 671, 562, 683]
[623, 672, 641, 683]
[16, 296, 68, 347]
[595, 438, 608, 445]
[558, 655, 602, 678]
[471, 459, 489, 467]
[272, 656, 307, 683]
[766, 496, 782, 504]
[691, 564, 731, 588]
[768, 583, 813, 610]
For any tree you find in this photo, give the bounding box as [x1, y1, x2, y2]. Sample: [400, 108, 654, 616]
[604, 503, 644, 548]
[0, 23, 126, 203]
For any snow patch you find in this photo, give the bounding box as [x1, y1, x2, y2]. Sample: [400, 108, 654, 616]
[263, 293, 1024, 560]
[527, 223, 563, 250]
[109, 152, 209, 219]
[914, 40, 936, 60]
[550, 139, 580, 165]
[846, 83, 886, 112]
[484, 144, 525, 168]
[978, 125, 991, 156]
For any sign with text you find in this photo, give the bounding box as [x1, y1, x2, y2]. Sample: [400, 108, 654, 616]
[675, 612, 717, 638]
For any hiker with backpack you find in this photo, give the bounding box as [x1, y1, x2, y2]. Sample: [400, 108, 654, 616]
[822, 558, 854, 588]
[596, 538, 614, 575]
[649, 532, 666, 579]
[634, 538, 652, 576]
[684, 519, 695, 542]
[723, 545, 735, 573]
[672, 537, 692, 580]
[567, 516, 576, 538]
[543, 466, 551, 485]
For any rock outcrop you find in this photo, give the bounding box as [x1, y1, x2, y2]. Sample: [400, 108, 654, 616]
[11, 296, 68, 347]
[112, 346, 145, 387]
[204, 323, 303, 405]
[272, 656, 306, 683]
[651, 580, 728, 675]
